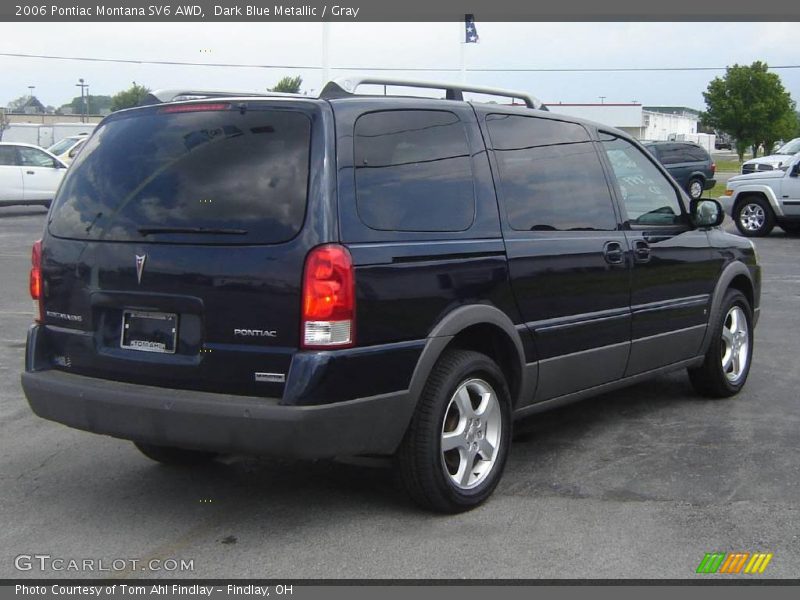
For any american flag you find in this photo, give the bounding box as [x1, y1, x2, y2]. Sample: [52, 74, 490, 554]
[465, 14, 479, 43]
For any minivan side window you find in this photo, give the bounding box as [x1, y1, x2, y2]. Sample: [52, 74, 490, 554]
[486, 114, 616, 231]
[600, 135, 685, 226]
[354, 110, 475, 232]
[656, 144, 685, 165]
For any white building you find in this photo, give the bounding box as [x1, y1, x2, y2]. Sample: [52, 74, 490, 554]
[544, 103, 645, 138]
[542, 103, 707, 147]
[642, 106, 700, 140]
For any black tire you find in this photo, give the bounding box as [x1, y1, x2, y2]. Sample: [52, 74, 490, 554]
[686, 177, 705, 200]
[688, 289, 753, 398]
[133, 441, 217, 466]
[734, 196, 774, 237]
[397, 349, 512, 513]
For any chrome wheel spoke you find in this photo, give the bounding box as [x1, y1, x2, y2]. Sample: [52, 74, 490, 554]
[457, 449, 475, 487]
[720, 305, 750, 382]
[454, 387, 475, 420]
[476, 391, 494, 420]
[721, 326, 734, 345]
[477, 437, 495, 461]
[442, 430, 465, 452]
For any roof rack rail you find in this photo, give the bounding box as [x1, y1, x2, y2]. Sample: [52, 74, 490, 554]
[320, 76, 545, 110]
[139, 89, 302, 106]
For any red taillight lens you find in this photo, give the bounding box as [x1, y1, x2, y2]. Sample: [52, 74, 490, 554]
[158, 103, 231, 114]
[711, 162, 717, 175]
[30, 239, 44, 322]
[301, 244, 355, 349]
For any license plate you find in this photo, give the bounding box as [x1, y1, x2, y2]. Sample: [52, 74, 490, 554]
[121, 310, 178, 354]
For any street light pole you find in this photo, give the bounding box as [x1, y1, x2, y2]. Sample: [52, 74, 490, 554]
[76, 78, 88, 123]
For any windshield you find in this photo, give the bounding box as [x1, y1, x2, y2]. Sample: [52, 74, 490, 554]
[776, 138, 800, 155]
[47, 137, 81, 155]
[48, 106, 311, 245]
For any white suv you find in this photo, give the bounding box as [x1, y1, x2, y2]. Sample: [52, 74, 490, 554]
[720, 153, 800, 236]
[741, 138, 800, 174]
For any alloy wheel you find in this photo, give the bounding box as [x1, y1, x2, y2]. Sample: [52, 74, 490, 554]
[440, 378, 502, 490]
[720, 305, 749, 383]
[739, 203, 766, 232]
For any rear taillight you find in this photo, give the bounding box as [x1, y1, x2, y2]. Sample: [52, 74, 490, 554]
[711, 162, 717, 175]
[301, 244, 355, 349]
[30, 239, 44, 322]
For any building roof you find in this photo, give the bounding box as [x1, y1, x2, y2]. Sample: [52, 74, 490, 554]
[643, 106, 701, 117]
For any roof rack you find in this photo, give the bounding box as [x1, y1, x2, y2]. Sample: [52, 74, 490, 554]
[320, 76, 545, 110]
[139, 89, 302, 106]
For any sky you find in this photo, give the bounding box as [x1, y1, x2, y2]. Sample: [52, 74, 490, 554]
[1, 21, 799, 110]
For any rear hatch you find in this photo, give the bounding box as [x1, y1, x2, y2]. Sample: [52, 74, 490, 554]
[40, 98, 328, 398]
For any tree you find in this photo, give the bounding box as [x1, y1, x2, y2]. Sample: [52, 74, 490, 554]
[701, 61, 796, 161]
[269, 75, 302, 94]
[111, 82, 151, 111]
[6, 96, 30, 111]
[59, 94, 112, 115]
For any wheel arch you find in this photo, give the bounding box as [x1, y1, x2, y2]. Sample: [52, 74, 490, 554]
[408, 305, 528, 411]
[700, 261, 756, 355]
[732, 187, 783, 217]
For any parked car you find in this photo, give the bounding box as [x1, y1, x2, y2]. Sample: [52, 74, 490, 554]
[0, 142, 67, 208]
[47, 134, 88, 165]
[715, 133, 733, 151]
[720, 153, 800, 236]
[642, 140, 717, 200]
[21, 78, 761, 513]
[741, 137, 800, 174]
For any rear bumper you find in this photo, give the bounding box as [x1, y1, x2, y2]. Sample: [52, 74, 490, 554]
[21, 369, 416, 459]
[704, 178, 717, 190]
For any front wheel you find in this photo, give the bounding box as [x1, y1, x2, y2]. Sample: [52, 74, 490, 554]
[688, 289, 753, 398]
[687, 177, 705, 200]
[734, 197, 774, 237]
[397, 350, 512, 513]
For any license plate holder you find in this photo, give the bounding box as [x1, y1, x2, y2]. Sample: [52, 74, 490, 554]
[121, 310, 178, 354]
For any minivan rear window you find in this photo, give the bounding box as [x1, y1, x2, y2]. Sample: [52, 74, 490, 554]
[48, 107, 311, 245]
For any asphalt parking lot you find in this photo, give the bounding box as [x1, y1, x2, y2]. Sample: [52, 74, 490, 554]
[1, 206, 798, 580]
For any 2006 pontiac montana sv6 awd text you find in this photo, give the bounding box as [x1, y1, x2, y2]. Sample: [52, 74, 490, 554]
[22, 78, 761, 512]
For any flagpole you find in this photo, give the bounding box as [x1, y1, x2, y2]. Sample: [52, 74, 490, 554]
[459, 20, 466, 83]
[322, 21, 330, 86]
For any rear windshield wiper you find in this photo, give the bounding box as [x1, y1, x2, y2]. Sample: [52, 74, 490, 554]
[138, 227, 248, 236]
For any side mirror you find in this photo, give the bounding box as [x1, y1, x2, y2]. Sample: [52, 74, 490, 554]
[691, 198, 724, 228]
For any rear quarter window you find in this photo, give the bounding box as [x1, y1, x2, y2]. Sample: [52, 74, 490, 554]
[353, 110, 475, 232]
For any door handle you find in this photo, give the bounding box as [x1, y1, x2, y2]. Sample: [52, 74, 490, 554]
[603, 241, 624, 265]
[633, 240, 651, 263]
[26, 171, 35, 175]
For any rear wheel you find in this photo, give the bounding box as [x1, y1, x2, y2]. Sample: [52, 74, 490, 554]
[688, 289, 753, 398]
[734, 196, 774, 237]
[687, 177, 705, 200]
[134, 442, 217, 466]
[397, 350, 512, 513]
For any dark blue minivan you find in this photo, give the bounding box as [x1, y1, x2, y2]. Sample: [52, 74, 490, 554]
[21, 78, 759, 512]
